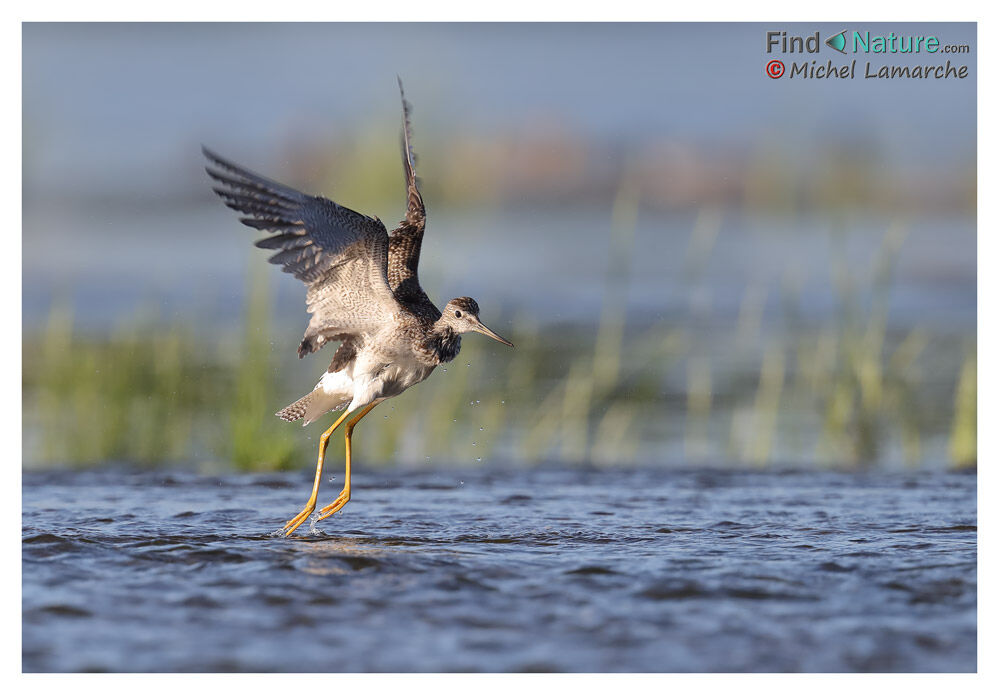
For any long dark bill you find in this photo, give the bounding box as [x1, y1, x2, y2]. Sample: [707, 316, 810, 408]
[473, 322, 514, 347]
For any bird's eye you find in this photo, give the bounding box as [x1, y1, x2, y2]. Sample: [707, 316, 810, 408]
[454, 310, 462, 318]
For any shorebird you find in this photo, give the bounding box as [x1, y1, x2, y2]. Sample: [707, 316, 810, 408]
[204, 81, 513, 535]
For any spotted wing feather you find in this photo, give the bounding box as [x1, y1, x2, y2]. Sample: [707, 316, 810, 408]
[387, 79, 439, 320]
[204, 146, 401, 357]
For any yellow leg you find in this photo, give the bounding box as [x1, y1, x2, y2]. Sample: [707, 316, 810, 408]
[316, 401, 380, 521]
[282, 408, 353, 536]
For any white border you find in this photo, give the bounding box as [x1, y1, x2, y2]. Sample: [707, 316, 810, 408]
[8, 2, 990, 690]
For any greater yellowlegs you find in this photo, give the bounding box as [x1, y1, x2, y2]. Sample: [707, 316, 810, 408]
[204, 80, 513, 535]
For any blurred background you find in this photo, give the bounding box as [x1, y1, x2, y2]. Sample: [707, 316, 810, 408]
[22, 22, 976, 471]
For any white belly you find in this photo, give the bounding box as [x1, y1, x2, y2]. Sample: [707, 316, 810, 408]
[344, 350, 435, 412]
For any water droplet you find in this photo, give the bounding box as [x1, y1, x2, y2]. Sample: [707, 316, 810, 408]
[457, 480, 464, 487]
[442, 367, 447, 372]
[501, 400, 505, 404]
[466, 362, 471, 367]
[479, 427, 484, 431]
[476, 457, 482, 462]
[472, 441, 477, 446]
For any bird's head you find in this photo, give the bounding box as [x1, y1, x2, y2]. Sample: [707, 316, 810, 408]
[442, 297, 514, 347]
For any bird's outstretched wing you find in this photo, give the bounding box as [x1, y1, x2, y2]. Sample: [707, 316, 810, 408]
[387, 79, 437, 317]
[204, 146, 402, 357]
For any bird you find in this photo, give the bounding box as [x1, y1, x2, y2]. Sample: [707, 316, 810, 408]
[203, 80, 513, 535]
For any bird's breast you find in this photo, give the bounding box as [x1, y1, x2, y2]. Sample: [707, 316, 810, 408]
[420, 330, 462, 365]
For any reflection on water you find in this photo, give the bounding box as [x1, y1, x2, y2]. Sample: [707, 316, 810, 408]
[23, 467, 976, 672]
[295, 537, 409, 577]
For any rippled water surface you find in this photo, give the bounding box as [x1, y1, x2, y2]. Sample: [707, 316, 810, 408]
[23, 468, 976, 672]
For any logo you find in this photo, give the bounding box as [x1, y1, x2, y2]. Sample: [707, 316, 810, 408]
[763, 28, 970, 81]
[825, 31, 847, 53]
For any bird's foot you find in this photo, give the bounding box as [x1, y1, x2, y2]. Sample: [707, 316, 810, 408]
[317, 492, 350, 521]
[282, 502, 317, 536]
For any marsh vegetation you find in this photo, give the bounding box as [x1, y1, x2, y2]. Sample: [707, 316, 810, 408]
[22, 169, 974, 471]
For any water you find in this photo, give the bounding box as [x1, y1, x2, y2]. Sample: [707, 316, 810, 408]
[22, 204, 976, 333]
[22, 467, 976, 672]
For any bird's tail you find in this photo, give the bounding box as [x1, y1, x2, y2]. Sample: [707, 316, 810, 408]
[276, 390, 348, 427]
